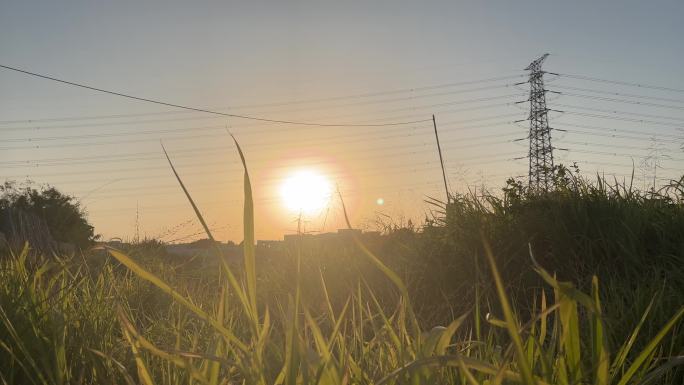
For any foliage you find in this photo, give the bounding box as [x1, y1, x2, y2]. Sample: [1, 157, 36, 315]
[0, 181, 97, 249]
[1, 148, 682, 384]
[1, 227, 681, 384]
[411, 166, 684, 344]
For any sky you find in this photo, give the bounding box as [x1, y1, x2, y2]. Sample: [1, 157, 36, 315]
[1, 0, 684, 242]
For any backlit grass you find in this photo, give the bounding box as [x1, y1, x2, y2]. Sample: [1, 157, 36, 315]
[1, 144, 682, 384]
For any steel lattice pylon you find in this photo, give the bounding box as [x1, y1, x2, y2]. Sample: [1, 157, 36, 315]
[525, 54, 554, 192]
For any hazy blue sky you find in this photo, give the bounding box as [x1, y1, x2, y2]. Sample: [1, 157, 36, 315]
[2, 1, 683, 241]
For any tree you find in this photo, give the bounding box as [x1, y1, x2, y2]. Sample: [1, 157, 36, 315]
[0, 182, 97, 249]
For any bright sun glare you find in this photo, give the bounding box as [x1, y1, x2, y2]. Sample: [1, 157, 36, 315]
[280, 170, 332, 215]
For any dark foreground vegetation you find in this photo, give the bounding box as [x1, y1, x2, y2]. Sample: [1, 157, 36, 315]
[1, 163, 683, 384]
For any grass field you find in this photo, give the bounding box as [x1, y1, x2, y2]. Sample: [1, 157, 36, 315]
[1, 147, 683, 384]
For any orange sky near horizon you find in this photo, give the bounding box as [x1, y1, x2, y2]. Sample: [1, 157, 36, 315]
[2, 1, 684, 242]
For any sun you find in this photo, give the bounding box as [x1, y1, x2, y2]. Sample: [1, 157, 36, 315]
[280, 170, 332, 215]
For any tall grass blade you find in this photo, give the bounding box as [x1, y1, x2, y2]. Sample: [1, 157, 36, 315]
[117, 307, 223, 383]
[105, 247, 247, 352]
[120, 325, 156, 385]
[638, 356, 684, 385]
[335, 188, 419, 335]
[161, 143, 215, 241]
[376, 354, 551, 385]
[611, 295, 656, 378]
[615, 307, 684, 385]
[591, 276, 609, 385]
[482, 237, 537, 385]
[229, 134, 258, 320]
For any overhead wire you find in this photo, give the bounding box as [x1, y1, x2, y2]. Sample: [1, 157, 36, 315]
[558, 92, 684, 111]
[0, 91, 523, 133]
[5, 136, 521, 179]
[560, 110, 684, 128]
[555, 103, 684, 122]
[0, 116, 522, 166]
[1, 98, 520, 143]
[81, 155, 522, 204]
[1, 109, 525, 151]
[559, 140, 684, 160]
[0, 64, 431, 127]
[550, 72, 684, 94]
[6, 64, 684, 228]
[554, 122, 683, 140]
[87, 181, 449, 215]
[562, 148, 681, 167]
[0, 64, 528, 127]
[552, 84, 684, 104]
[2, 127, 522, 169]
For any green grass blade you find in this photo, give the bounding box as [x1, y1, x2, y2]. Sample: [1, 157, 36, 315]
[482, 237, 537, 385]
[161, 143, 215, 241]
[615, 307, 684, 385]
[558, 288, 582, 384]
[121, 326, 156, 385]
[336, 188, 419, 336]
[229, 134, 258, 319]
[591, 276, 609, 385]
[611, 294, 656, 378]
[434, 312, 469, 356]
[106, 247, 248, 352]
[376, 354, 551, 385]
[637, 356, 684, 385]
[456, 353, 480, 385]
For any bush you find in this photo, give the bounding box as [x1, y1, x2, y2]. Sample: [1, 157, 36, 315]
[0, 181, 97, 250]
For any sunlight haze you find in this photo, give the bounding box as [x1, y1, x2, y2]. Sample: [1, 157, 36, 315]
[2, 0, 683, 242]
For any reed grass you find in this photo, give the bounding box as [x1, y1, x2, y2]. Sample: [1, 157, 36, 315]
[0, 145, 682, 384]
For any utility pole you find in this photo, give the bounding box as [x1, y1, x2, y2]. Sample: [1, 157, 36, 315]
[523, 54, 555, 192]
[432, 114, 450, 204]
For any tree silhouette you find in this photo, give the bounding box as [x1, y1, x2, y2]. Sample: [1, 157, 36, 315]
[0, 182, 97, 250]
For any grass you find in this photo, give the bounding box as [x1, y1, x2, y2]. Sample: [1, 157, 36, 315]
[1, 147, 683, 384]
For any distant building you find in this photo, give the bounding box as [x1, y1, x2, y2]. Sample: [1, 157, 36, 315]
[256, 240, 281, 249]
[337, 228, 362, 237]
[281, 228, 367, 248]
[362, 231, 382, 239]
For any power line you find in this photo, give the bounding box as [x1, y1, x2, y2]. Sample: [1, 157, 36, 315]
[551, 72, 684, 94]
[5, 137, 520, 179]
[552, 85, 684, 104]
[0, 118, 520, 166]
[560, 110, 684, 128]
[559, 139, 684, 160]
[82, 164, 522, 202]
[0, 91, 522, 135]
[2, 124, 223, 143]
[1, 98, 517, 142]
[555, 103, 684, 122]
[553, 158, 678, 178]
[13, 144, 522, 187]
[554, 122, 682, 140]
[1, 110, 524, 151]
[2, 122, 415, 145]
[5, 128, 513, 169]
[87, 181, 451, 215]
[81, 155, 521, 204]
[561, 129, 681, 144]
[559, 92, 684, 111]
[0, 82, 521, 126]
[0, 63, 433, 127]
[562, 148, 683, 167]
[5, 62, 680, 194]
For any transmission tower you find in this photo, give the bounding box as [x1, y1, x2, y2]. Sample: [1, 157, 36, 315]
[524, 54, 554, 192]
